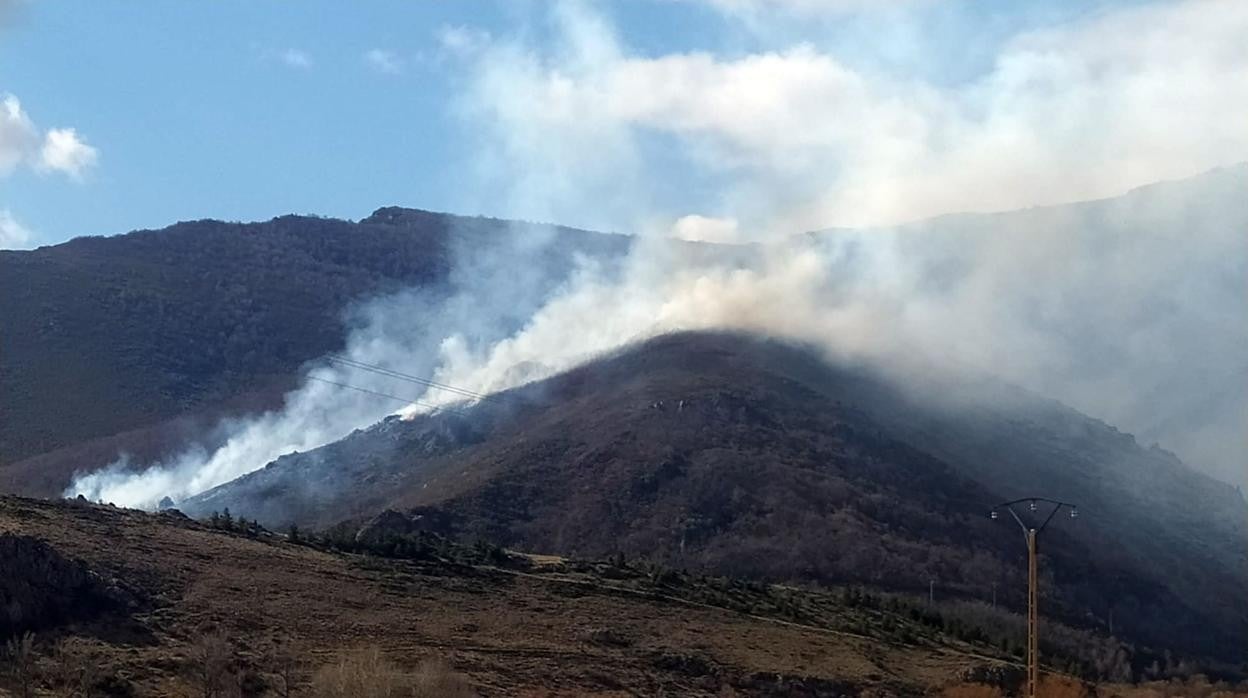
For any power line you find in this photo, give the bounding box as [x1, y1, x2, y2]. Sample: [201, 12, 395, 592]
[305, 376, 469, 417]
[326, 354, 500, 403]
[328, 354, 496, 402]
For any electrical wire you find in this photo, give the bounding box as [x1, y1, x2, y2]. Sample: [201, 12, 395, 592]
[305, 375, 469, 417]
[325, 354, 499, 403]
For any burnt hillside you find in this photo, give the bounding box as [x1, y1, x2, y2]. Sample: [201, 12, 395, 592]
[184, 331, 1248, 662]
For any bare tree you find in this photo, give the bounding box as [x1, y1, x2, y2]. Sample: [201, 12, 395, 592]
[266, 637, 303, 698]
[191, 630, 232, 698]
[4, 631, 36, 698]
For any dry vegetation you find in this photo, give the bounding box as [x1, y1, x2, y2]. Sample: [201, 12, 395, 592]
[0, 495, 979, 696]
[1, 495, 1245, 697]
[307, 648, 475, 698]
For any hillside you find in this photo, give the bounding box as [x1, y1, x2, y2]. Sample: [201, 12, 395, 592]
[818, 163, 1248, 488]
[0, 209, 631, 485]
[0, 494, 1139, 697]
[4, 165, 1244, 500]
[183, 332, 1248, 665]
[9, 494, 1248, 697]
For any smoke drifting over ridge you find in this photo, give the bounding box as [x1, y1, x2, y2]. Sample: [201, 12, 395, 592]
[68, 0, 1248, 506]
[68, 223, 633, 507]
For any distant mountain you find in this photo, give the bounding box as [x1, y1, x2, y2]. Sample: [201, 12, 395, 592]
[184, 331, 1248, 663]
[4, 165, 1243, 498]
[0, 209, 631, 491]
[815, 163, 1248, 488]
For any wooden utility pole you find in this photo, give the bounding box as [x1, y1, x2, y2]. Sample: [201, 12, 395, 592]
[1027, 529, 1039, 698]
[990, 498, 1078, 698]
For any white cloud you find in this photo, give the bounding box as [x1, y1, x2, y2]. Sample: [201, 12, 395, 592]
[669, 214, 742, 243]
[364, 48, 403, 75]
[439, 25, 490, 56]
[688, 0, 927, 17]
[38, 127, 98, 179]
[0, 93, 39, 175]
[0, 208, 32, 249]
[451, 0, 1248, 232]
[279, 48, 313, 70]
[0, 93, 97, 180]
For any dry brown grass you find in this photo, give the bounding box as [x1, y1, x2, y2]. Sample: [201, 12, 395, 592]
[309, 647, 476, 698]
[1037, 674, 1095, 697]
[941, 674, 1097, 698]
[941, 683, 1004, 698]
[5, 495, 1236, 697]
[310, 647, 407, 698]
[411, 657, 476, 698]
[1100, 676, 1248, 698]
[46, 637, 99, 698]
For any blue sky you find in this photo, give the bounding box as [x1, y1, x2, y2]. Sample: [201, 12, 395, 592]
[1, 0, 1238, 247]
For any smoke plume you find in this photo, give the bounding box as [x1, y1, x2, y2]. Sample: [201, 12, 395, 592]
[66, 0, 1248, 507]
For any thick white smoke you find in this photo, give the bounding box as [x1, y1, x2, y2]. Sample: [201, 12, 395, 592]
[67, 223, 622, 507]
[424, 0, 1248, 484]
[66, 300, 440, 507]
[66, 0, 1248, 507]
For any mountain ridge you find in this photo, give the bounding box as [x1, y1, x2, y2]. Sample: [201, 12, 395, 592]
[4, 164, 1245, 493]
